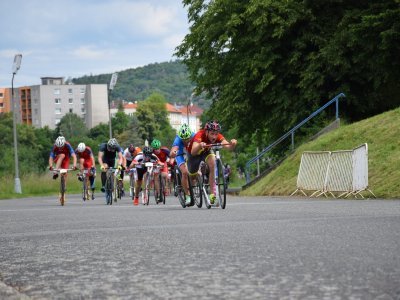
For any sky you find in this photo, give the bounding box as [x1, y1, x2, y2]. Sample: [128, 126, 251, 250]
[0, 0, 189, 87]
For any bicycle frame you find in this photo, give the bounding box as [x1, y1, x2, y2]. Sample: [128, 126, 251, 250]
[52, 168, 74, 206]
[104, 168, 117, 205]
[199, 143, 227, 209]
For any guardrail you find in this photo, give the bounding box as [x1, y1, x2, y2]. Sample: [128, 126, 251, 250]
[245, 93, 346, 183]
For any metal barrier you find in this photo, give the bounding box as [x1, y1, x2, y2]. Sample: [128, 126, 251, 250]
[245, 93, 346, 183]
[291, 144, 375, 198]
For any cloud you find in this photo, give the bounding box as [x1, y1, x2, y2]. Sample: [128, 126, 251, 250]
[0, 0, 189, 87]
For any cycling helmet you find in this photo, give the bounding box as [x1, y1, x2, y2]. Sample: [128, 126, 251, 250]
[77, 143, 86, 152]
[151, 139, 161, 150]
[55, 136, 66, 148]
[205, 120, 221, 132]
[128, 144, 135, 153]
[107, 138, 118, 150]
[178, 123, 192, 140]
[143, 146, 153, 157]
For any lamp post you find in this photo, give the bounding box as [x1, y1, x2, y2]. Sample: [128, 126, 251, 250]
[186, 91, 195, 127]
[11, 54, 22, 194]
[108, 72, 118, 139]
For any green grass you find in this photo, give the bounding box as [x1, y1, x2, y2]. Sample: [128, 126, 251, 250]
[0, 171, 85, 199]
[241, 107, 400, 198]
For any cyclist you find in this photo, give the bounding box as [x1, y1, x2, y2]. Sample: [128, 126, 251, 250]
[123, 144, 142, 197]
[151, 139, 170, 203]
[170, 123, 194, 206]
[75, 142, 96, 198]
[49, 136, 77, 179]
[98, 138, 123, 193]
[187, 120, 237, 204]
[128, 146, 162, 205]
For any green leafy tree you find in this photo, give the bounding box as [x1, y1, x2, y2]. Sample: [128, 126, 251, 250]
[176, 0, 400, 142]
[136, 93, 175, 145]
[56, 113, 88, 139]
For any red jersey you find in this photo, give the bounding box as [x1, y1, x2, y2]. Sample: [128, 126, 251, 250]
[154, 146, 170, 163]
[76, 146, 93, 161]
[187, 129, 224, 154]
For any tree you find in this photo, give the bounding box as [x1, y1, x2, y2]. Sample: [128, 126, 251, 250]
[56, 113, 88, 139]
[136, 93, 176, 145]
[176, 0, 400, 142]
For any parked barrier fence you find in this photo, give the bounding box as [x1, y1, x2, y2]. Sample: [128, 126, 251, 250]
[291, 144, 375, 198]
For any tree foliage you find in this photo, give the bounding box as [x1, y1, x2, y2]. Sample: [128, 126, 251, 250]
[176, 0, 400, 141]
[136, 93, 176, 146]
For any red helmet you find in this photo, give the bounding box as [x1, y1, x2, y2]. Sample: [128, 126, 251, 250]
[205, 120, 221, 132]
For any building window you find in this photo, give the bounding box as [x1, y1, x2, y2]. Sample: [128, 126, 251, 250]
[69, 108, 73, 113]
[55, 119, 60, 125]
[81, 107, 85, 114]
[34, 108, 38, 114]
[55, 98, 61, 104]
[54, 88, 61, 95]
[0, 103, 3, 108]
[55, 108, 61, 114]
[34, 99, 38, 104]
[68, 88, 73, 94]
[68, 98, 73, 104]
[80, 87, 85, 94]
[0, 92, 3, 98]
[80, 98, 85, 104]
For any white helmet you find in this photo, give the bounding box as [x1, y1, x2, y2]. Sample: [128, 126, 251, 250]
[77, 142, 86, 152]
[55, 136, 66, 148]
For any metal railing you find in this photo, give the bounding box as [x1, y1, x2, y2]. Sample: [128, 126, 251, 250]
[245, 93, 346, 183]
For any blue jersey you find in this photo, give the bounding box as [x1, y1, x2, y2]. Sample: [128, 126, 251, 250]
[172, 132, 195, 166]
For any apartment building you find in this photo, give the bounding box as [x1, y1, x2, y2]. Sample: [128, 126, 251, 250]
[9, 77, 109, 129]
[0, 87, 11, 114]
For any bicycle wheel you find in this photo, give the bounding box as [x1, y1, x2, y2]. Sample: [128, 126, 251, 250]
[129, 174, 135, 199]
[175, 167, 186, 208]
[216, 159, 227, 209]
[159, 174, 166, 205]
[187, 175, 196, 207]
[83, 175, 90, 201]
[60, 175, 66, 206]
[192, 174, 203, 208]
[113, 176, 119, 203]
[106, 172, 113, 205]
[202, 172, 211, 209]
[145, 174, 151, 205]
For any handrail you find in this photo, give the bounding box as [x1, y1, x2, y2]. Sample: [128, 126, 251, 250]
[245, 93, 345, 183]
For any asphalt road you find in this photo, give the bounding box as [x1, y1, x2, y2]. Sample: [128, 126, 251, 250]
[1, 194, 399, 299]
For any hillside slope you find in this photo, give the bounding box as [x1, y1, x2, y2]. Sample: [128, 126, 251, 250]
[241, 107, 400, 198]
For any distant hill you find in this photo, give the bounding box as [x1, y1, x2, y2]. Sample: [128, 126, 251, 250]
[71, 60, 211, 109]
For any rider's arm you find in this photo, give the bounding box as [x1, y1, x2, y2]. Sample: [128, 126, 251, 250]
[98, 151, 105, 168]
[90, 153, 96, 167]
[191, 141, 206, 156]
[170, 146, 179, 158]
[222, 138, 237, 151]
[117, 151, 123, 166]
[71, 153, 77, 169]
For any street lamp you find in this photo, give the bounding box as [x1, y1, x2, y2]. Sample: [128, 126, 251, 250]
[186, 91, 195, 127]
[12, 54, 22, 194]
[108, 72, 118, 139]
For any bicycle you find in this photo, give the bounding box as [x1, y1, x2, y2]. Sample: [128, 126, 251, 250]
[104, 167, 118, 205]
[81, 168, 95, 201]
[198, 143, 229, 209]
[52, 168, 75, 206]
[141, 162, 162, 205]
[188, 171, 203, 208]
[113, 168, 124, 203]
[128, 168, 137, 198]
[153, 169, 166, 205]
[173, 164, 191, 208]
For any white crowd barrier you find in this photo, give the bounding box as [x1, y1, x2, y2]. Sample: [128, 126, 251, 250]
[291, 144, 375, 198]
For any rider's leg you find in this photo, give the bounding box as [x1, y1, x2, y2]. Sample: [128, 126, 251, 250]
[179, 163, 190, 195]
[206, 154, 217, 199]
[101, 163, 109, 192]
